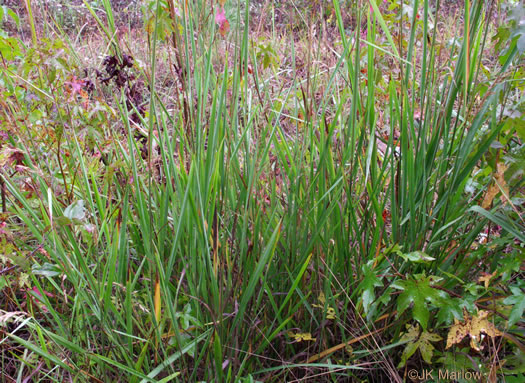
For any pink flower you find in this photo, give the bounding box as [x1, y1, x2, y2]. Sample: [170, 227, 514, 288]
[215, 6, 230, 36]
[215, 6, 227, 26]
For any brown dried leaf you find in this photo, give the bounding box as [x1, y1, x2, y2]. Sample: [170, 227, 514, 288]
[478, 271, 497, 288]
[482, 163, 509, 209]
[481, 184, 499, 209]
[446, 310, 502, 351]
[494, 163, 509, 205]
[446, 317, 470, 349]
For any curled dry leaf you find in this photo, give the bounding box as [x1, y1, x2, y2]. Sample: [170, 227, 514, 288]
[477, 271, 497, 288]
[287, 331, 316, 342]
[481, 163, 509, 209]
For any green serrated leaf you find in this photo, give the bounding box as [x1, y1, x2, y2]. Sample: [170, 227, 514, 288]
[358, 262, 383, 314]
[437, 297, 463, 325]
[418, 331, 442, 364]
[503, 287, 525, 327]
[398, 340, 419, 368]
[393, 275, 445, 329]
[398, 324, 442, 367]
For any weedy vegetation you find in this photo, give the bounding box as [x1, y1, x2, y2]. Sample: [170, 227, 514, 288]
[0, 0, 524, 381]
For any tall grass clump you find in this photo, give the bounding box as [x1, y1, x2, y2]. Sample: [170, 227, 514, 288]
[1, 0, 523, 381]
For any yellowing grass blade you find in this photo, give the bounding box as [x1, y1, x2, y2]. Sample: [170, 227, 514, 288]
[154, 276, 161, 323]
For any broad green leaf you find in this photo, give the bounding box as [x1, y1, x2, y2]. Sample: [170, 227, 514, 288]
[63, 200, 86, 224]
[399, 324, 420, 344]
[32, 263, 62, 277]
[436, 297, 463, 325]
[358, 262, 383, 314]
[392, 275, 444, 329]
[0, 6, 19, 28]
[0, 36, 22, 60]
[398, 340, 419, 368]
[503, 287, 525, 327]
[399, 251, 435, 263]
